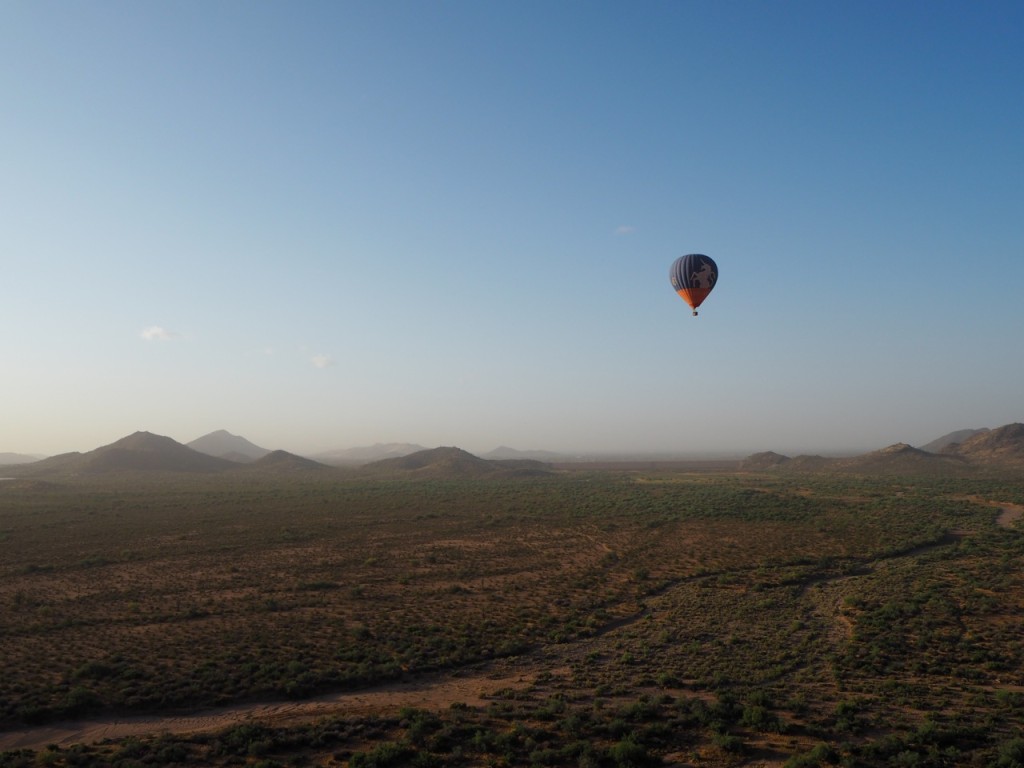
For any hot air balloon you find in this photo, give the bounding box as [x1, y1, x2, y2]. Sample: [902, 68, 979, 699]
[669, 254, 718, 316]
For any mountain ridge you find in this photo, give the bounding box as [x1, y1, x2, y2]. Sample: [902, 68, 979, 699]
[246, 450, 331, 473]
[6, 422, 1023, 478]
[0, 452, 46, 466]
[740, 423, 1024, 474]
[918, 428, 990, 454]
[361, 446, 552, 479]
[942, 423, 1024, 463]
[15, 432, 239, 475]
[188, 430, 271, 462]
[312, 443, 428, 466]
[361, 446, 501, 477]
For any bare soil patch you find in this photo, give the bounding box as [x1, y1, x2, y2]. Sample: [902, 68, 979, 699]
[995, 502, 1024, 529]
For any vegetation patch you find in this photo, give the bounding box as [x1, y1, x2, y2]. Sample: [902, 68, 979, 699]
[1, 469, 1022, 765]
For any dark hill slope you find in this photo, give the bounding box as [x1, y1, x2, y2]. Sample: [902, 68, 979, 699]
[730, 422, 1024, 476]
[245, 450, 331, 473]
[363, 447, 497, 477]
[739, 451, 791, 470]
[740, 445, 967, 475]
[832, 443, 969, 475]
[361, 447, 551, 479]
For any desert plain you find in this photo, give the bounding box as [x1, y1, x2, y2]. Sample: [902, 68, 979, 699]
[2, 443, 1024, 767]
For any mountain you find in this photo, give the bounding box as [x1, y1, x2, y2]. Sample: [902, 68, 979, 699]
[786, 455, 834, 470]
[0, 452, 46, 466]
[833, 443, 969, 475]
[360, 446, 551, 479]
[312, 443, 428, 466]
[918, 428, 990, 454]
[741, 442, 973, 475]
[739, 452, 833, 471]
[483, 446, 563, 461]
[188, 430, 271, 462]
[360, 444, 552, 481]
[363, 447, 497, 477]
[247, 450, 331, 473]
[739, 451, 791, 470]
[17, 432, 238, 475]
[942, 423, 1024, 465]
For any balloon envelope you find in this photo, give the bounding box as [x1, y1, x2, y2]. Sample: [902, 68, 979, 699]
[669, 254, 718, 313]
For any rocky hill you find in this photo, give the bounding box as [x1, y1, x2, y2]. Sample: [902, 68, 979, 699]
[4, 435, 551, 480]
[918, 428, 989, 454]
[0, 452, 46, 466]
[832, 443, 969, 475]
[362, 447, 497, 476]
[313, 443, 428, 466]
[16, 432, 239, 475]
[361, 447, 551, 479]
[9, 421, 1023, 480]
[188, 430, 270, 462]
[941, 423, 1024, 465]
[740, 424, 1024, 475]
[739, 451, 790, 470]
[738, 444, 970, 475]
[247, 450, 331, 473]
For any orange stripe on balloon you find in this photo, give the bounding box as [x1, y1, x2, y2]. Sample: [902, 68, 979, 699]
[676, 287, 712, 310]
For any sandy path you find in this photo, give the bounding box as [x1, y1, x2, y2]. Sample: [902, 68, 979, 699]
[995, 502, 1024, 529]
[957, 497, 1024, 530]
[0, 667, 535, 753]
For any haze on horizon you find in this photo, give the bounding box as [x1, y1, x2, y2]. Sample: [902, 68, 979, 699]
[3, 2, 1022, 459]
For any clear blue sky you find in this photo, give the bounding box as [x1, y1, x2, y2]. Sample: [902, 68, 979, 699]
[4, 1, 1023, 457]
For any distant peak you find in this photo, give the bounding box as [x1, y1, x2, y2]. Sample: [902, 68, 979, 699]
[111, 431, 181, 450]
[879, 442, 916, 453]
[187, 430, 270, 461]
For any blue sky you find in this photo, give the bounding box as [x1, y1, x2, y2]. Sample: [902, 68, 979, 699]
[3, 1, 1022, 457]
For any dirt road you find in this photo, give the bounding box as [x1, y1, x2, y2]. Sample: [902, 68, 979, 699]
[0, 667, 534, 753]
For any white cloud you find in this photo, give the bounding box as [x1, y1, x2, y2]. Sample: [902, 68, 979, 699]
[311, 354, 333, 369]
[140, 326, 178, 341]
[614, 225, 635, 235]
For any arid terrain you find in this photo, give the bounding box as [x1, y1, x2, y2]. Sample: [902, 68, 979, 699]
[2, 436, 1024, 766]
